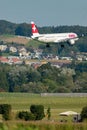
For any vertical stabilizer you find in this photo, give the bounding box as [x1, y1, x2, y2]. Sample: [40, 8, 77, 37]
[31, 21, 39, 37]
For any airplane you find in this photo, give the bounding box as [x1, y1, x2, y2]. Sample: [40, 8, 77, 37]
[31, 21, 79, 47]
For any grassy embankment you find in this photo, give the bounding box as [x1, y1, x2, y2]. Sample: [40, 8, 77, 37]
[0, 34, 42, 47]
[0, 93, 87, 130]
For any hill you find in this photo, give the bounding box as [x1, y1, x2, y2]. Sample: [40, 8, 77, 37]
[0, 20, 31, 36]
[0, 35, 30, 44]
[0, 20, 16, 35]
[0, 20, 87, 36]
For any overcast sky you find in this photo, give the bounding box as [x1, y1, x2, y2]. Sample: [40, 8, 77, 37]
[0, 0, 87, 26]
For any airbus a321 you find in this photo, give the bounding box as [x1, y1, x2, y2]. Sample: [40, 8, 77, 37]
[31, 21, 79, 47]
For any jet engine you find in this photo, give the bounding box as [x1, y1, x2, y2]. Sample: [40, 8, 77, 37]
[68, 39, 75, 45]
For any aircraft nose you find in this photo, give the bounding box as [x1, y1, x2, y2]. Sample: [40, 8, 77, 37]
[75, 33, 78, 38]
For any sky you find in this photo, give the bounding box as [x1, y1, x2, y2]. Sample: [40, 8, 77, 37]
[0, 0, 87, 26]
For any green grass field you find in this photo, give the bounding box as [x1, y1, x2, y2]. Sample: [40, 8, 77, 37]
[0, 93, 87, 130]
[0, 93, 87, 120]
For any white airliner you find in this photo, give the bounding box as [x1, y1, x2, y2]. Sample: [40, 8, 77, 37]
[31, 21, 79, 47]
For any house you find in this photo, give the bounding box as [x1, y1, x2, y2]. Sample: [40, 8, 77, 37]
[0, 56, 9, 64]
[19, 47, 29, 57]
[9, 46, 17, 53]
[77, 57, 82, 61]
[60, 57, 72, 61]
[0, 56, 22, 65]
[0, 45, 7, 51]
[33, 49, 43, 58]
[8, 56, 23, 64]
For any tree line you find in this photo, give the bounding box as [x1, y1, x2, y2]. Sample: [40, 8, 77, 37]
[0, 20, 87, 37]
[0, 61, 87, 93]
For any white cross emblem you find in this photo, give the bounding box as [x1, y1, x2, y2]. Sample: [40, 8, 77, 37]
[32, 25, 36, 31]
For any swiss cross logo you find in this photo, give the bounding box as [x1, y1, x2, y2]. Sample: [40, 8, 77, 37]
[31, 23, 38, 33]
[32, 25, 36, 32]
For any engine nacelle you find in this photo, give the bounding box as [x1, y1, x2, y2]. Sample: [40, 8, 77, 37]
[68, 39, 75, 45]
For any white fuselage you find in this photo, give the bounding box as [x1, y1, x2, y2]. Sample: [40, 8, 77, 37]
[32, 32, 78, 45]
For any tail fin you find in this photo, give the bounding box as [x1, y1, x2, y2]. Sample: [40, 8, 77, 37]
[31, 21, 39, 37]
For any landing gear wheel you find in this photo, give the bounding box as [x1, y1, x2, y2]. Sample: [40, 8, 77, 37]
[61, 44, 64, 48]
[46, 43, 50, 47]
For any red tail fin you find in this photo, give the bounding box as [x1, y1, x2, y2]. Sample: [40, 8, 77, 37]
[31, 21, 39, 35]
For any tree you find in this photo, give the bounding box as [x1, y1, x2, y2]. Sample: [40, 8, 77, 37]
[43, 79, 57, 92]
[7, 66, 28, 92]
[7, 66, 41, 92]
[0, 104, 11, 120]
[30, 105, 45, 120]
[17, 111, 35, 121]
[0, 50, 2, 56]
[47, 107, 51, 120]
[0, 64, 9, 91]
[81, 106, 87, 121]
[20, 82, 48, 93]
[27, 69, 41, 82]
[15, 23, 31, 36]
[74, 72, 87, 92]
[75, 62, 87, 73]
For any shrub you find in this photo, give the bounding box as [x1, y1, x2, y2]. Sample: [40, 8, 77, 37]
[47, 107, 51, 120]
[81, 106, 87, 121]
[17, 111, 35, 121]
[0, 104, 11, 120]
[30, 105, 45, 120]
